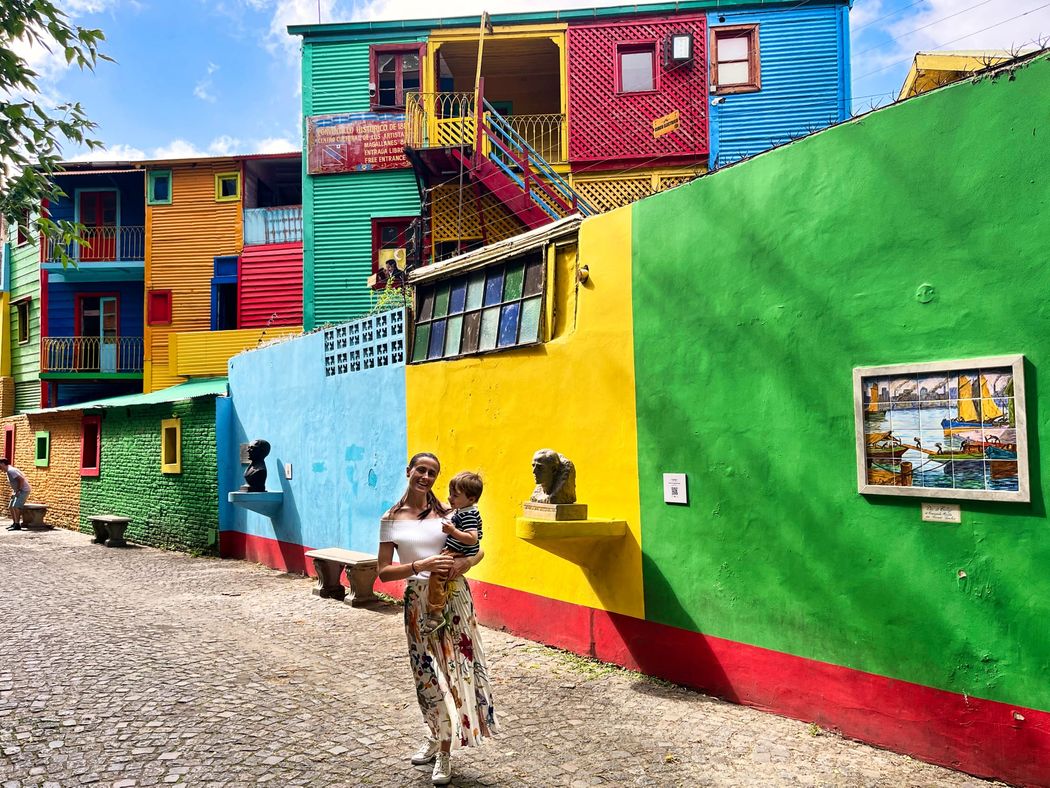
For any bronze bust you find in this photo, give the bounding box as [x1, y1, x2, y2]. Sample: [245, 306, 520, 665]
[241, 439, 271, 492]
[529, 449, 577, 505]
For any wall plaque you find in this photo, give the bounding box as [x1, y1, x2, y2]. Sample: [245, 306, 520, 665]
[853, 355, 1028, 502]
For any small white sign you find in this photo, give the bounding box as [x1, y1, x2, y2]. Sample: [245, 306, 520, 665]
[664, 473, 688, 505]
[921, 502, 961, 523]
[284, 463, 293, 480]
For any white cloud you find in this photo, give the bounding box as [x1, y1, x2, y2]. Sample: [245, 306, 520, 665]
[64, 0, 120, 12]
[354, 0, 624, 21]
[150, 139, 208, 159]
[194, 62, 220, 102]
[68, 143, 147, 161]
[208, 135, 242, 155]
[253, 136, 299, 153]
[854, 0, 1050, 83]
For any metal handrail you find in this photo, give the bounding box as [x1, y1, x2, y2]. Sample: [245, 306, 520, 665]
[40, 336, 144, 373]
[43, 225, 145, 264]
[482, 99, 597, 217]
[243, 205, 303, 245]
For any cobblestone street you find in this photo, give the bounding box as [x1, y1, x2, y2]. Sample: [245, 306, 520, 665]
[0, 528, 998, 787]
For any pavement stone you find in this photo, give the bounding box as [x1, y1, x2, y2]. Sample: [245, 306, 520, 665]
[0, 527, 1004, 787]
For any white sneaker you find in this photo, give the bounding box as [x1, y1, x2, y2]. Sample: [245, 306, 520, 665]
[411, 738, 439, 765]
[431, 752, 452, 785]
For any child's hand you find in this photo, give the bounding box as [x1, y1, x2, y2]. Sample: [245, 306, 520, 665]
[441, 519, 456, 535]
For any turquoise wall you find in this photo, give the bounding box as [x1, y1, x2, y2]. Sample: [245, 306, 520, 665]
[301, 37, 425, 329]
[222, 313, 408, 554]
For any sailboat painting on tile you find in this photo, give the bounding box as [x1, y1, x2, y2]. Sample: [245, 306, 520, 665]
[853, 355, 1029, 502]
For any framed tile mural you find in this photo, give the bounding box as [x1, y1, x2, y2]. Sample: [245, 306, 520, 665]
[853, 355, 1029, 502]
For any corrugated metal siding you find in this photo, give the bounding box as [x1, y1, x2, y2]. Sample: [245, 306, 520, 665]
[10, 240, 40, 412]
[239, 242, 304, 328]
[708, 4, 848, 168]
[302, 36, 426, 330]
[145, 160, 243, 392]
[308, 170, 420, 325]
[170, 326, 302, 377]
[47, 281, 143, 338]
[304, 37, 427, 115]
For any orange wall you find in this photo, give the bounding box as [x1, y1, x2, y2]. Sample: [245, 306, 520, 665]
[2, 412, 83, 530]
[145, 161, 243, 391]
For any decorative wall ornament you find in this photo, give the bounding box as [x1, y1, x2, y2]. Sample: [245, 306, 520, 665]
[241, 439, 271, 493]
[853, 355, 1029, 502]
[524, 449, 588, 521]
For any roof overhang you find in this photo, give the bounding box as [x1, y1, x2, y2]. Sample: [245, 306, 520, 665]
[23, 378, 228, 415]
[408, 215, 582, 285]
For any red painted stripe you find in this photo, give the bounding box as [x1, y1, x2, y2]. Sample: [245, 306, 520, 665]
[220, 532, 1050, 786]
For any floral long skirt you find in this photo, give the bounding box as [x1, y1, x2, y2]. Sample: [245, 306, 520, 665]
[404, 577, 499, 747]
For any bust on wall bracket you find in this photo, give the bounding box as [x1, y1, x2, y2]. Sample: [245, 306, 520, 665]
[241, 439, 270, 492]
[525, 448, 588, 520]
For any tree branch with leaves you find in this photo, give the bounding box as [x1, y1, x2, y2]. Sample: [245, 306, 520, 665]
[1, 0, 111, 265]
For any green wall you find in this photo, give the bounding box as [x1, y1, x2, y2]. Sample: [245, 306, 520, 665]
[631, 57, 1050, 711]
[10, 233, 40, 413]
[79, 398, 218, 553]
[301, 37, 425, 329]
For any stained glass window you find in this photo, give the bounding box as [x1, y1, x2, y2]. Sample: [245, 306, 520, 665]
[411, 250, 546, 362]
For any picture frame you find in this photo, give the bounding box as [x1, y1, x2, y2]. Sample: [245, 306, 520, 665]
[853, 355, 1029, 502]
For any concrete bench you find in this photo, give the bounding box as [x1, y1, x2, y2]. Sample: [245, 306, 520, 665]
[21, 503, 49, 528]
[304, 548, 379, 608]
[89, 515, 131, 548]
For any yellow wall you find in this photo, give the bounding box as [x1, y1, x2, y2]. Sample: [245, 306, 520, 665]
[170, 326, 302, 378]
[145, 161, 243, 391]
[406, 207, 644, 617]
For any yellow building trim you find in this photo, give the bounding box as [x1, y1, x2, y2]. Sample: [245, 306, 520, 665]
[169, 326, 302, 378]
[406, 207, 644, 618]
[0, 291, 10, 378]
[161, 417, 181, 474]
[898, 51, 1014, 100]
[571, 166, 705, 213]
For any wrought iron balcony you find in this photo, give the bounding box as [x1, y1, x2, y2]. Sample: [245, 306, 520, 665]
[405, 92, 566, 163]
[41, 336, 144, 374]
[43, 225, 145, 264]
[243, 205, 303, 245]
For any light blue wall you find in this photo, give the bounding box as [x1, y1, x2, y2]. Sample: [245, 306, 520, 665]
[707, 3, 851, 168]
[221, 317, 408, 554]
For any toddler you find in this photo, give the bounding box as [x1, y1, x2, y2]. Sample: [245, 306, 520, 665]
[423, 471, 483, 634]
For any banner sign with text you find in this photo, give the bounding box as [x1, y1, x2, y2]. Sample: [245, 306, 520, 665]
[306, 112, 410, 175]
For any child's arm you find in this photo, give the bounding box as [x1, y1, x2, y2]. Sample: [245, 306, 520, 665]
[441, 519, 479, 545]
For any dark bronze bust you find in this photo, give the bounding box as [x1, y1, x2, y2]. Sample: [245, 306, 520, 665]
[241, 439, 271, 492]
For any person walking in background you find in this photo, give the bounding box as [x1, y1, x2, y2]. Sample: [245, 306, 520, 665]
[1, 458, 30, 531]
[377, 452, 498, 786]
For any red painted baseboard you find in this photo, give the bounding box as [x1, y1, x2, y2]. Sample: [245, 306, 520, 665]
[220, 531, 1050, 786]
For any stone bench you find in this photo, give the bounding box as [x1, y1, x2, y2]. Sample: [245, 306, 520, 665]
[304, 548, 379, 608]
[21, 503, 49, 528]
[89, 515, 131, 548]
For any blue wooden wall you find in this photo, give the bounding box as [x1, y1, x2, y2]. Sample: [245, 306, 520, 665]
[50, 172, 145, 228]
[707, 3, 851, 169]
[47, 280, 143, 338]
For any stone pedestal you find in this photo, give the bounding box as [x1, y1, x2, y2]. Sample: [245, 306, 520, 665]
[89, 515, 130, 548]
[521, 501, 589, 521]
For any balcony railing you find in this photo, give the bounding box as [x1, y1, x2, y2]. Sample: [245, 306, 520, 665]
[44, 225, 145, 264]
[405, 92, 477, 150]
[41, 336, 144, 374]
[244, 205, 303, 246]
[503, 114, 565, 164]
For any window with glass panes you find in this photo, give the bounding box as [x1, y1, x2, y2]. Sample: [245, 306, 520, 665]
[411, 251, 545, 362]
[372, 46, 422, 109]
[711, 25, 760, 94]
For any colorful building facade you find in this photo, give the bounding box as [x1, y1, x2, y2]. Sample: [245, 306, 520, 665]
[1, 153, 304, 412]
[290, 0, 852, 329]
[220, 55, 1050, 785]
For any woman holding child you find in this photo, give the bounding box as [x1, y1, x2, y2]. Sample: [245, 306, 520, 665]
[377, 452, 498, 786]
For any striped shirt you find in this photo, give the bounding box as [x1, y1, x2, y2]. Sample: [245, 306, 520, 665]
[444, 505, 482, 557]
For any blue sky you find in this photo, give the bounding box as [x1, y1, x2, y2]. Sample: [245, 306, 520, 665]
[19, 0, 1050, 161]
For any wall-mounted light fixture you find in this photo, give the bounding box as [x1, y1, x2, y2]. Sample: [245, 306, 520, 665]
[667, 33, 694, 67]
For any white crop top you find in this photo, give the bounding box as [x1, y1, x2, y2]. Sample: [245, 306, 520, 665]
[379, 517, 447, 579]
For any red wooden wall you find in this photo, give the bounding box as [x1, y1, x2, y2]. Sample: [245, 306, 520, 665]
[238, 242, 304, 328]
[567, 15, 708, 166]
